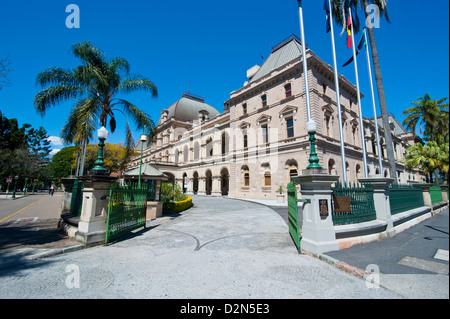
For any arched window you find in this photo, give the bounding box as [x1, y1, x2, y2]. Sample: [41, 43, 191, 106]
[241, 165, 250, 187]
[356, 164, 361, 179]
[371, 134, 377, 155]
[286, 159, 298, 181]
[205, 137, 213, 158]
[328, 159, 336, 175]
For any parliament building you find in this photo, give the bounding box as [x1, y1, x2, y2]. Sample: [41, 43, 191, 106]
[127, 35, 424, 200]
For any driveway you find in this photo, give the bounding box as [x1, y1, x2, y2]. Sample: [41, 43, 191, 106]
[0, 195, 402, 299]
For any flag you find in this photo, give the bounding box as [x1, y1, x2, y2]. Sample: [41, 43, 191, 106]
[347, 16, 352, 48]
[342, 32, 366, 67]
[324, 0, 331, 33]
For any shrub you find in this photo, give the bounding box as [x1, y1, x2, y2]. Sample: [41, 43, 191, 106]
[163, 196, 193, 213]
[161, 182, 186, 202]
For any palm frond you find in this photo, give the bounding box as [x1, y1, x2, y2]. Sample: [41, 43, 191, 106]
[112, 98, 155, 134]
[118, 75, 158, 98]
[60, 98, 100, 144]
[34, 85, 86, 116]
[36, 67, 77, 87]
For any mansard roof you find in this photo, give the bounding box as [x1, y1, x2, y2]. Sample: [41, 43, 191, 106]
[248, 35, 302, 84]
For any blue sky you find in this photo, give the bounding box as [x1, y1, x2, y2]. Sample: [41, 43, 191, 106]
[0, 0, 448, 155]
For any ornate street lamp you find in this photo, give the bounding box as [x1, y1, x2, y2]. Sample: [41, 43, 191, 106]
[306, 121, 322, 169]
[12, 175, 18, 199]
[138, 131, 148, 187]
[23, 177, 28, 195]
[92, 126, 109, 174]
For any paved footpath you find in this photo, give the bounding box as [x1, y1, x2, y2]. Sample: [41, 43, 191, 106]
[0, 195, 402, 299]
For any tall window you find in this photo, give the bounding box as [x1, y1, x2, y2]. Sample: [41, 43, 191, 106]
[261, 95, 267, 108]
[262, 164, 271, 186]
[242, 166, 250, 187]
[285, 83, 292, 98]
[325, 116, 331, 137]
[243, 130, 248, 148]
[242, 103, 247, 115]
[262, 124, 269, 144]
[286, 117, 294, 138]
[244, 172, 250, 186]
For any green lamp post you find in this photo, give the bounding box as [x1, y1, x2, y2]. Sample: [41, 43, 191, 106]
[306, 120, 322, 170]
[12, 175, 18, 199]
[92, 126, 109, 174]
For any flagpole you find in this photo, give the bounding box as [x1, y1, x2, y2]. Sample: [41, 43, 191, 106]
[364, 27, 383, 173]
[327, 0, 347, 185]
[298, 0, 322, 170]
[349, 8, 368, 178]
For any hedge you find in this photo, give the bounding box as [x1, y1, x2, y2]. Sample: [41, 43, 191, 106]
[163, 196, 193, 213]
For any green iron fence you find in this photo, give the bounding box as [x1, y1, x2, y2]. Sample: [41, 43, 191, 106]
[389, 184, 424, 215]
[287, 181, 301, 253]
[430, 186, 443, 205]
[69, 179, 84, 217]
[105, 183, 147, 244]
[331, 182, 376, 225]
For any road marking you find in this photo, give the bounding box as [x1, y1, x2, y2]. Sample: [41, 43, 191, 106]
[398, 256, 449, 275]
[14, 217, 38, 223]
[0, 198, 45, 223]
[434, 249, 449, 262]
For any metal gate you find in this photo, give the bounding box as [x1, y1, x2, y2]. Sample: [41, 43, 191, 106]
[287, 181, 301, 253]
[69, 179, 84, 216]
[105, 183, 147, 244]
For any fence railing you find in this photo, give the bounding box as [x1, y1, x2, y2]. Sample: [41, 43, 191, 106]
[106, 183, 147, 244]
[331, 182, 376, 225]
[430, 186, 443, 205]
[389, 184, 424, 215]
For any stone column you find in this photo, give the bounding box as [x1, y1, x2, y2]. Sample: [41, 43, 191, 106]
[185, 176, 194, 195]
[197, 177, 206, 195]
[419, 183, 433, 208]
[211, 176, 222, 196]
[358, 177, 395, 230]
[76, 175, 117, 245]
[293, 173, 340, 256]
[440, 185, 449, 203]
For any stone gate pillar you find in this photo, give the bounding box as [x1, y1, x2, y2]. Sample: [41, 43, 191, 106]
[358, 177, 395, 230]
[293, 173, 340, 256]
[75, 175, 117, 245]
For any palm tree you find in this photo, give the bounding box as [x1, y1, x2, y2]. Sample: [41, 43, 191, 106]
[405, 141, 449, 184]
[34, 42, 157, 173]
[331, 0, 397, 180]
[402, 93, 449, 143]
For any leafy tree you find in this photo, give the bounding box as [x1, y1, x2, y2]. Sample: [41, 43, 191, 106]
[49, 143, 130, 179]
[0, 110, 30, 150]
[27, 126, 52, 159]
[405, 141, 449, 184]
[0, 110, 52, 191]
[0, 56, 12, 90]
[83, 143, 131, 173]
[49, 145, 78, 179]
